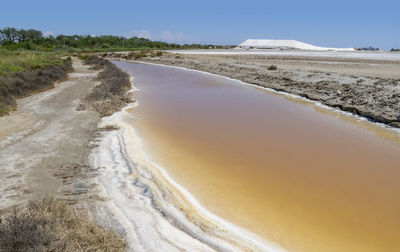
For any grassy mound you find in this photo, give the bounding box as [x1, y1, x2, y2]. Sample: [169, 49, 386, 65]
[0, 198, 125, 251]
[0, 50, 68, 76]
[0, 50, 73, 116]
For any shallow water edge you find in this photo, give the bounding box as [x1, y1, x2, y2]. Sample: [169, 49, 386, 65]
[89, 87, 286, 251]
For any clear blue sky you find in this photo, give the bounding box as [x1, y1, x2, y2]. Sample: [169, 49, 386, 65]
[1, 0, 399, 49]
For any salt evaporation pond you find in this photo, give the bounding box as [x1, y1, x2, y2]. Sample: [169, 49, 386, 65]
[113, 61, 400, 252]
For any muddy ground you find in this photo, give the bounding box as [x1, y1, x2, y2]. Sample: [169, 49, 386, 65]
[130, 52, 400, 128]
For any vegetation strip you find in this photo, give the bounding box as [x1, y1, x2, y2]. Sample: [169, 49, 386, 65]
[77, 55, 133, 117]
[0, 27, 231, 52]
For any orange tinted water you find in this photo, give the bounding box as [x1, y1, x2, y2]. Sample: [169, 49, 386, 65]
[115, 61, 400, 252]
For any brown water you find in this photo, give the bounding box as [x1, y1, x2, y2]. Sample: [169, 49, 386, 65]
[115, 61, 400, 252]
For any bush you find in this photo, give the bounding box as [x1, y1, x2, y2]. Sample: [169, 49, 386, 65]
[81, 56, 133, 116]
[5, 61, 72, 98]
[0, 197, 126, 251]
[87, 64, 130, 100]
[82, 55, 110, 70]
[267, 65, 278, 70]
[127, 51, 147, 60]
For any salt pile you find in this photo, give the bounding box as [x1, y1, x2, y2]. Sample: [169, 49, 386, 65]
[236, 39, 355, 51]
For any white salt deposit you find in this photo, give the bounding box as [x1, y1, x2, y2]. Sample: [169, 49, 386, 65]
[236, 39, 355, 51]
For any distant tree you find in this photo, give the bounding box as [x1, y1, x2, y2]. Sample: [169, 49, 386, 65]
[0, 26, 219, 50]
[360, 46, 380, 51]
[0, 27, 19, 43]
[0, 27, 43, 44]
[24, 29, 43, 41]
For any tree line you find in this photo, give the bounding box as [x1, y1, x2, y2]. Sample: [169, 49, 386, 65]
[0, 27, 43, 43]
[0, 27, 225, 51]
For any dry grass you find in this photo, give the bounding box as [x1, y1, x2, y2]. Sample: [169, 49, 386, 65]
[85, 95, 132, 117]
[80, 55, 133, 117]
[98, 125, 120, 131]
[80, 55, 109, 70]
[99, 50, 163, 60]
[127, 51, 147, 59]
[0, 197, 125, 251]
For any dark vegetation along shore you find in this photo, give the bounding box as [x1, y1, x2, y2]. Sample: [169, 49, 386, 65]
[78, 55, 133, 117]
[132, 52, 400, 128]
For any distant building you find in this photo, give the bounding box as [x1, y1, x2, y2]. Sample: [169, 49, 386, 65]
[236, 39, 355, 51]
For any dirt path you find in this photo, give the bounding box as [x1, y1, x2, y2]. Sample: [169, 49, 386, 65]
[0, 58, 101, 211]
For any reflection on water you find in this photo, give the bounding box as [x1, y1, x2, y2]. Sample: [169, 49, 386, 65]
[115, 61, 400, 252]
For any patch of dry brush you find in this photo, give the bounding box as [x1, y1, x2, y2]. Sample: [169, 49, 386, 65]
[100, 50, 163, 60]
[0, 197, 125, 251]
[78, 55, 133, 117]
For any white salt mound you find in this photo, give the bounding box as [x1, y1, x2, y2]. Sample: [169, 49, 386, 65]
[237, 39, 355, 51]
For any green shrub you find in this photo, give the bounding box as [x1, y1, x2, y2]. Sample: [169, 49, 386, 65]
[0, 50, 67, 76]
[267, 65, 278, 70]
